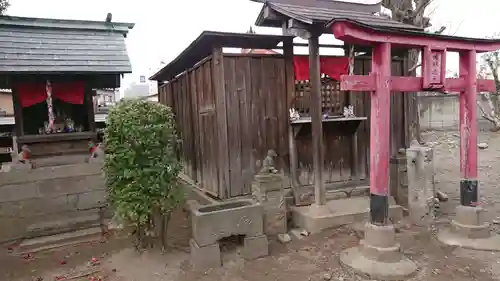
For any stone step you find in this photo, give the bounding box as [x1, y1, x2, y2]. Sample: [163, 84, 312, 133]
[26, 212, 103, 239]
[291, 196, 404, 234]
[17, 227, 104, 254]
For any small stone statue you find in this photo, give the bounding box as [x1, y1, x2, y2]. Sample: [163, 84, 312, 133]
[259, 149, 278, 174]
[13, 145, 31, 164]
[89, 141, 105, 161]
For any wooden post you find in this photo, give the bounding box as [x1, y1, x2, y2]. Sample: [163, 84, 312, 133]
[370, 42, 392, 225]
[283, 37, 300, 188]
[459, 50, 478, 207]
[309, 33, 325, 206]
[11, 88, 24, 137]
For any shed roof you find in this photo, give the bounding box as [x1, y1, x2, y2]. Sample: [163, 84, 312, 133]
[150, 31, 292, 81]
[255, 2, 422, 31]
[0, 15, 134, 74]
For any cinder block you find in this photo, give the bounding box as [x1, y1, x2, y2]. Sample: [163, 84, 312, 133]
[189, 239, 221, 269]
[242, 234, 269, 260]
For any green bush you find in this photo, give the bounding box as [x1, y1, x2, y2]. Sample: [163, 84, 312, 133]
[103, 99, 183, 248]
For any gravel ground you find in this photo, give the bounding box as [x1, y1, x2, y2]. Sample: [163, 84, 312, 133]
[4, 130, 500, 281]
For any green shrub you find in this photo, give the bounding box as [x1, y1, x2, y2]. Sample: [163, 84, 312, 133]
[103, 99, 183, 248]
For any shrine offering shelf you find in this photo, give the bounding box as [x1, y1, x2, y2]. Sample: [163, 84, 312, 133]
[290, 116, 367, 137]
[17, 132, 96, 159]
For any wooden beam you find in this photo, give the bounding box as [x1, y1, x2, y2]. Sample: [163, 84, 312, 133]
[340, 75, 496, 93]
[309, 33, 325, 206]
[263, 5, 282, 21]
[286, 19, 311, 40]
[11, 88, 23, 137]
[212, 46, 230, 199]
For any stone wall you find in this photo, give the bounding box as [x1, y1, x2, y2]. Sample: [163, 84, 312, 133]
[0, 163, 107, 242]
[419, 94, 491, 131]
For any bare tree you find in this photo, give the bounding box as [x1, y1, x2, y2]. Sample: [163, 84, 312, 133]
[381, 0, 436, 142]
[478, 44, 500, 131]
[0, 0, 8, 14]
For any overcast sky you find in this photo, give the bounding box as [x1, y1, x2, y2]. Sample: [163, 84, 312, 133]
[6, 0, 500, 91]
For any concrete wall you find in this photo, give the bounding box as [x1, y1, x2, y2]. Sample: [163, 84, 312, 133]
[0, 163, 107, 242]
[419, 94, 492, 131]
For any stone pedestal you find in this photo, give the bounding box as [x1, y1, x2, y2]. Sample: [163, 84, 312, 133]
[242, 234, 269, 260]
[252, 173, 288, 236]
[406, 142, 435, 227]
[437, 205, 500, 251]
[340, 223, 417, 280]
[390, 149, 408, 209]
[190, 239, 221, 269]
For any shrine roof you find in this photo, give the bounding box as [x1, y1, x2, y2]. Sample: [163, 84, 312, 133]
[150, 31, 292, 81]
[255, 2, 422, 31]
[0, 15, 134, 74]
[327, 18, 500, 52]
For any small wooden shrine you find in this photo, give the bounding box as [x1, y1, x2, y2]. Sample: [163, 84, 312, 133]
[0, 15, 134, 159]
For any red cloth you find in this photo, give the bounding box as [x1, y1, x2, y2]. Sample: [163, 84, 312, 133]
[52, 81, 85, 104]
[14, 83, 47, 108]
[293, 56, 310, 81]
[292, 56, 349, 81]
[320, 57, 349, 81]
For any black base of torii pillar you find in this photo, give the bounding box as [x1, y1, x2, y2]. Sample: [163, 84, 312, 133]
[326, 19, 500, 279]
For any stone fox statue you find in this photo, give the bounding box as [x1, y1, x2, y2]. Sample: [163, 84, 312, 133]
[256, 149, 278, 174]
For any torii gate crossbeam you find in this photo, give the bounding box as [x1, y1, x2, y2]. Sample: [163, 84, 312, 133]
[325, 19, 500, 279]
[329, 19, 500, 226]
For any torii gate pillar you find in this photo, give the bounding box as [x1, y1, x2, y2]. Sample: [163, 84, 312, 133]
[328, 20, 500, 279]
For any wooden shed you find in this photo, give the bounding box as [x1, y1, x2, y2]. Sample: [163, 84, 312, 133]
[150, 31, 415, 200]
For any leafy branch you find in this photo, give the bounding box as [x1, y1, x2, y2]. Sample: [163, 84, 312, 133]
[104, 99, 184, 250]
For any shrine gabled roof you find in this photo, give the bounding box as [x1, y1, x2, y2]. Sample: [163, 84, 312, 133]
[0, 15, 134, 74]
[255, 2, 422, 31]
[150, 31, 292, 81]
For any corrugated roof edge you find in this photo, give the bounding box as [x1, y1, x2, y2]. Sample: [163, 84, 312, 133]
[0, 15, 135, 33]
[326, 18, 499, 42]
[149, 31, 292, 81]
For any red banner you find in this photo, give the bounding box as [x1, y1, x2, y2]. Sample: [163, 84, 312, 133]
[293, 56, 349, 81]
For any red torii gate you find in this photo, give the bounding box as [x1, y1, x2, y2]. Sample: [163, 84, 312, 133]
[325, 19, 500, 278]
[328, 19, 500, 226]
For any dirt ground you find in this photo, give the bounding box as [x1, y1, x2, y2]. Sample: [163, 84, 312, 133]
[4, 130, 500, 281]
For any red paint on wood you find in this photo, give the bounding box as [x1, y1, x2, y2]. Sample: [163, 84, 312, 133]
[370, 42, 391, 196]
[330, 21, 500, 53]
[459, 50, 478, 179]
[422, 47, 446, 89]
[340, 76, 495, 93]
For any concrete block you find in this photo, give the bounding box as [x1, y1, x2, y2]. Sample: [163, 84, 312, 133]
[190, 199, 264, 246]
[0, 183, 38, 203]
[263, 207, 287, 236]
[37, 175, 103, 197]
[75, 190, 108, 210]
[189, 239, 221, 269]
[454, 205, 485, 226]
[242, 234, 269, 260]
[291, 197, 403, 234]
[0, 163, 102, 186]
[340, 223, 417, 280]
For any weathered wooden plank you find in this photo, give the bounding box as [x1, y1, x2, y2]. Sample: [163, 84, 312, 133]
[341, 75, 496, 93]
[211, 47, 229, 199]
[239, 57, 254, 195]
[224, 56, 243, 197]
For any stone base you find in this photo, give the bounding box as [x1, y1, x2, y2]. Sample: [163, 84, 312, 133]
[190, 239, 221, 269]
[340, 223, 417, 280]
[292, 197, 403, 233]
[242, 234, 269, 260]
[437, 205, 500, 251]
